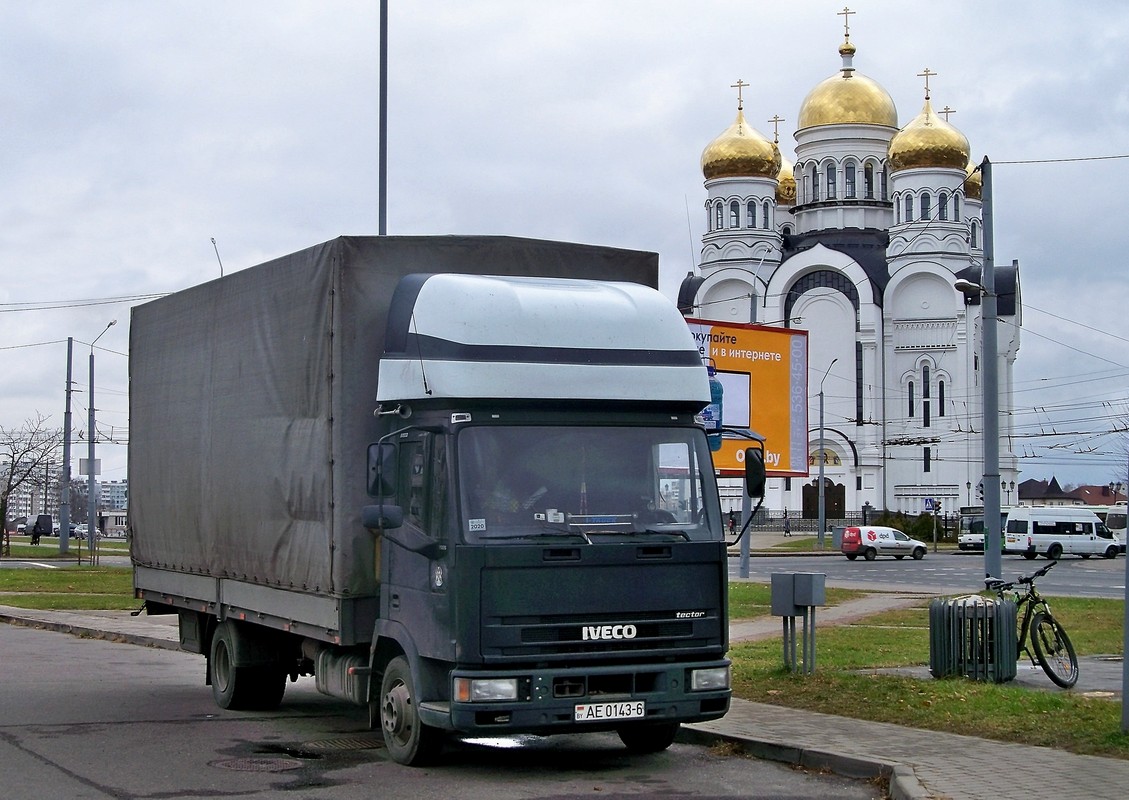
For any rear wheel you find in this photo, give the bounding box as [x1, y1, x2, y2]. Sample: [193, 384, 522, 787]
[911, 547, 926, 560]
[1022, 551, 1037, 560]
[209, 622, 286, 711]
[380, 656, 442, 766]
[617, 722, 680, 754]
[863, 548, 877, 561]
[1046, 543, 1063, 560]
[844, 553, 858, 561]
[1030, 612, 1078, 688]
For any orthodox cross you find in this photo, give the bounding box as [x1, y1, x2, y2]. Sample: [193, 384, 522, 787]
[838, 6, 855, 39]
[730, 78, 748, 110]
[917, 67, 937, 100]
[768, 114, 786, 144]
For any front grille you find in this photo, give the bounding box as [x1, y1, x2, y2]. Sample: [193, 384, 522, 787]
[482, 611, 719, 658]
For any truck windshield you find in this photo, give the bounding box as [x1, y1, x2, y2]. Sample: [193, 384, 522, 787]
[457, 425, 721, 544]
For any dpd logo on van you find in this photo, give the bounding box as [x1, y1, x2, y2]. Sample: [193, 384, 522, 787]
[866, 531, 878, 541]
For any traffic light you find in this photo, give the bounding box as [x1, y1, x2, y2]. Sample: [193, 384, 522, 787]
[976, 481, 984, 501]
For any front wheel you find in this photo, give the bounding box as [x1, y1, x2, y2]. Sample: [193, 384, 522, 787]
[894, 554, 905, 560]
[1030, 612, 1079, 689]
[380, 656, 443, 766]
[911, 547, 926, 560]
[617, 721, 680, 754]
[1104, 546, 1119, 559]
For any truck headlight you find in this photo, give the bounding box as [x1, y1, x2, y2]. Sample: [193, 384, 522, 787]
[454, 677, 519, 702]
[690, 666, 730, 691]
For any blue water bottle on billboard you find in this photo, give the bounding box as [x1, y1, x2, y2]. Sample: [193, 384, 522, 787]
[702, 358, 723, 451]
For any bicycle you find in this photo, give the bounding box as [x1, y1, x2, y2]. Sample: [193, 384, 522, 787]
[985, 560, 1078, 688]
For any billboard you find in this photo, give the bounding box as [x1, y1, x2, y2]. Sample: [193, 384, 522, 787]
[685, 319, 809, 477]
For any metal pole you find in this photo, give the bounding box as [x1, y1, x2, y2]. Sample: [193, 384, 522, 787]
[817, 358, 838, 550]
[86, 321, 115, 565]
[1122, 452, 1128, 732]
[981, 157, 1002, 580]
[738, 491, 752, 578]
[378, 0, 388, 235]
[59, 337, 72, 555]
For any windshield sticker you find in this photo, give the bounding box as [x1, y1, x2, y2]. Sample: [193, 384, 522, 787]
[468, 518, 486, 533]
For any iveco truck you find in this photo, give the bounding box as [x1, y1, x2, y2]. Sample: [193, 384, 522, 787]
[130, 235, 763, 765]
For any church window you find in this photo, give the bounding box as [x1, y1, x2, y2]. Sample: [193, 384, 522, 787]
[922, 365, 931, 428]
[938, 381, 946, 418]
[715, 202, 724, 230]
[904, 194, 913, 222]
[782, 224, 792, 235]
[729, 200, 740, 228]
[881, 166, 889, 200]
[864, 163, 875, 199]
[938, 191, 949, 221]
[706, 205, 712, 231]
[908, 380, 915, 417]
[845, 163, 856, 198]
[763, 200, 771, 229]
[970, 219, 980, 248]
[920, 192, 932, 220]
[954, 194, 961, 221]
[809, 165, 820, 201]
[826, 163, 837, 199]
[924, 447, 932, 473]
[746, 200, 756, 228]
[894, 195, 900, 223]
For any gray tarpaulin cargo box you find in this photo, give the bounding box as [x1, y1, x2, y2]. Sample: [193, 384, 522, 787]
[130, 235, 657, 644]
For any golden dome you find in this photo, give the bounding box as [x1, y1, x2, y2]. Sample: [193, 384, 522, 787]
[888, 98, 970, 172]
[776, 154, 796, 205]
[964, 160, 982, 200]
[797, 41, 898, 129]
[701, 108, 781, 180]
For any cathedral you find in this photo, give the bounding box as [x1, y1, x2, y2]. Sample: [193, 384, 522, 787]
[678, 18, 1021, 520]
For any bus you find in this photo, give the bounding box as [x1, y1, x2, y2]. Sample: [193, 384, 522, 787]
[957, 505, 1008, 551]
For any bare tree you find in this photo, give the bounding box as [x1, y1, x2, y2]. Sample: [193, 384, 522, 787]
[1, 414, 63, 552]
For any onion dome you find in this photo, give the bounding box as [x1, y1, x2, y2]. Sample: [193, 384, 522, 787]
[888, 98, 970, 172]
[701, 108, 781, 180]
[964, 160, 982, 200]
[776, 154, 796, 204]
[797, 40, 898, 129]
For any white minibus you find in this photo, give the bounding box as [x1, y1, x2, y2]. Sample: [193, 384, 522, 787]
[1003, 507, 1120, 560]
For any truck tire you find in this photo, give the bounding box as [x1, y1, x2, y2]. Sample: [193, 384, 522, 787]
[209, 622, 286, 711]
[379, 656, 442, 766]
[1046, 543, 1063, 561]
[863, 548, 877, 561]
[617, 721, 679, 753]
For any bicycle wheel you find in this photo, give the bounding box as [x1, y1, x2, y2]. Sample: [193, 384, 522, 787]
[1030, 612, 1078, 688]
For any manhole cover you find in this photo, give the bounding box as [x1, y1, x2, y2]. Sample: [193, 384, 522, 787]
[303, 734, 385, 752]
[210, 757, 305, 773]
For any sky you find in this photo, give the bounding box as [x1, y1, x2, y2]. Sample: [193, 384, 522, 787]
[2, 0, 1129, 491]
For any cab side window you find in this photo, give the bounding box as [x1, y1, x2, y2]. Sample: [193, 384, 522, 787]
[397, 434, 448, 539]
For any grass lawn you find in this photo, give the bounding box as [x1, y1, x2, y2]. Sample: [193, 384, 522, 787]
[0, 566, 135, 610]
[729, 582, 1129, 759]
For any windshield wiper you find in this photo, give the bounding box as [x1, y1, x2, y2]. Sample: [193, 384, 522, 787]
[488, 529, 593, 544]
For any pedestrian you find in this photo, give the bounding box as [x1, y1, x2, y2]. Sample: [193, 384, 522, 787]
[727, 510, 736, 536]
[782, 510, 791, 537]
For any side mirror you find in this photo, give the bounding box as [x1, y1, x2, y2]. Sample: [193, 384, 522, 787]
[744, 445, 766, 499]
[367, 443, 397, 497]
[361, 503, 404, 530]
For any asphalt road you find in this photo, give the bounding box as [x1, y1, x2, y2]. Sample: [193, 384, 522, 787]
[730, 550, 1128, 598]
[0, 622, 881, 800]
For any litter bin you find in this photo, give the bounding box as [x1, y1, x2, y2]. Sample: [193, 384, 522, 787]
[928, 595, 1017, 683]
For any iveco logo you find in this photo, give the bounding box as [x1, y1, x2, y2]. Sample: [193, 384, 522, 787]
[582, 624, 638, 641]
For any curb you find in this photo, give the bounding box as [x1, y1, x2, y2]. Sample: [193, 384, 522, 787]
[0, 611, 180, 652]
[678, 724, 931, 799]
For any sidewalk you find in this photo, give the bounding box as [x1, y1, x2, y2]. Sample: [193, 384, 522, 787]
[1, 599, 1127, 799]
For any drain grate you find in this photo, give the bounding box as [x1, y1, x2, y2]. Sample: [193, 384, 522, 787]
[302, 734, 385, 752]
[210, 757, 305, 773]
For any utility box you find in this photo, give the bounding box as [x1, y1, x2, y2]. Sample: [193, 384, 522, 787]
[929, 596, 1018, 683]
[771, 572, 826, 615]
[832, 526, 845, 549]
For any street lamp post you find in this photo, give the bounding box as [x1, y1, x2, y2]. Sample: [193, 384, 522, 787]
[86, 320, 116, 565]
[817, 358, 838, 549]
[955, 156, 1001, 580]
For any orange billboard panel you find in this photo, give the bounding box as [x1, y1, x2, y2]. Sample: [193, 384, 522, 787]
[685, 319, 809, 477]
